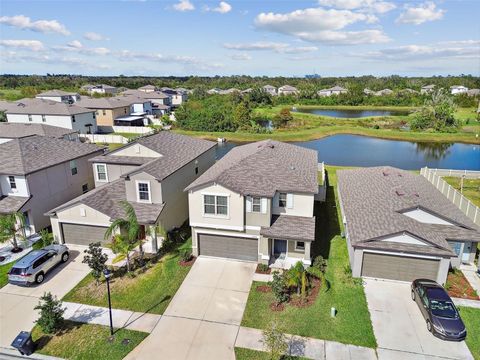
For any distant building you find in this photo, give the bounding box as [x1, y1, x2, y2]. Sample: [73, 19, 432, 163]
[278, 85, 299, 96]
[36, 90, 80, 104]
[363, 88, 374, 96]
[318, 86, 348, 97]
[305, 74, 321, 79]
[207, 88, 221, 95]
[76, 97, 132, 127]
[467, 89, 480, 97]
[374, 89, 394, 96]
[421, 84, 435, 94]
[138, 85, 158, 93]
[450, 85, 469, 95]
[81, 84, 118, 96]
[262, 85, 277, 96]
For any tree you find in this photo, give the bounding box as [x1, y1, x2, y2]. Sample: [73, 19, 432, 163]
[82, 242, 108, 284]
[110, 234, 136, 273]
[34, 292, 65, 334]
[0, 110, 6, 122]
[262, 320, 288, 360]
[270, 271, 289, 305]
[0, 212, 27, 252]
[286, 261, 308, 295]
[39, 229, 54, 248]
[233, 101, 251, 129]
[272, 108, 293, 128]
[411, 90, 459, 131]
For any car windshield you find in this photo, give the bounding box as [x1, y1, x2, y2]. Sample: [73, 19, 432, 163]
[430, 300, 458, 318]
[9, 267, 27, 275]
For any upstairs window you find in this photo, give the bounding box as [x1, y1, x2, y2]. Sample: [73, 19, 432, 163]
[278, 193, 287, 208]
[204, 195, 228, 216]
[82, 184, 88, 194]
[71, 115, 76, 123]
[137, 181, 150, 202]
[70, 160, 78, 175]
[41, 115, 46, 122]
[102, 110, 106, 116]
[28, 115, 33, 122]
[8, 176, 16, 189]
[95, 164, 108, 182]
[252, 197, 261, 213]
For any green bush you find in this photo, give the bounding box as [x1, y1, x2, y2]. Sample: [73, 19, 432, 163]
[270, 271, 289, 305]
[34, 292, 65, 334]
[257, 263, 269, 272]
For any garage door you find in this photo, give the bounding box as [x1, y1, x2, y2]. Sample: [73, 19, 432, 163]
[362, 252, 440, 282]
[61, 223, 109, 246]
[198, 233, 258, 261]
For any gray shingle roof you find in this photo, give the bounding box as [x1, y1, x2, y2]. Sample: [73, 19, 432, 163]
[76, 97, 131, 109]
[186, 140, 318, 197]
[37, 90, 79, 97]
[0, 123, 77, 139]
[337, 166, 480, 257]
[5, 98, 93, 116]
[261, 215, 316, 242]
[89, 155, 152, 166]
[122, 89, 169, 99]
[0, 195, 31, 214]
[0, 135, 104, 175]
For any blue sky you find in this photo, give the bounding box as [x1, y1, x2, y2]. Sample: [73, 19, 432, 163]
[0, 0, 479, 76]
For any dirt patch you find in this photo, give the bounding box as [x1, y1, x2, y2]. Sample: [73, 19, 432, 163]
[270, 303, 285, 312]
[289, 278, 321, 308]
[255, 264, 271, 274]
[179, 257, 196, 267]
[446, 270, 479, 300]
[256, 285, 272, 293]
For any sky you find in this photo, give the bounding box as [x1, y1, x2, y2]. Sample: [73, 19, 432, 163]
[0, 0, 479, 77]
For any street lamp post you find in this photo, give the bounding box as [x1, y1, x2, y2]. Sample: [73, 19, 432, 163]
[103, 269, 114, 336]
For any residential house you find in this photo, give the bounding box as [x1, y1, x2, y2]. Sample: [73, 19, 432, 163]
[76, 97, 131, 128]
[0, 135, 103, 234]
[137, 85, 158, 93]
[47, 132, 216, 251]
[5, 98, 97, 134]
[450, 85, 469, 95]
[467, 89, 480, 97]
[82, 84, 118, 96]
[0, 123, 79, 144]
[118, 93, 154, 114]
[242, 88, 253, 94]
[421, 84, 436, 94]
[185, 140, 318, 268]
[160, 87, 187, 107]
[317, 86, 348, 97]
[363, 88, 374, 96]
[122, 90, 170, 113]
[207, 88, 221, 95]
[374, 89, 394, 96]
[36, 90, 80, 104]
[262, 85, 277, 96]
[278, 85, 299, 96]
[399, 88, 419, 95]
[337, 167, 480, 285]
[218, 88, 240, 95]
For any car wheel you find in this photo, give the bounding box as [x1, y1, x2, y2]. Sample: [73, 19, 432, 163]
[35, 273, 44, 284]
[411, 290, 415, 301]
[426, 320, 432, 332]
[61, 252, 69, 263]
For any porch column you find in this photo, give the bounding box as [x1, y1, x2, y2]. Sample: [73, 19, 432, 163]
[151, 226, 158, 253]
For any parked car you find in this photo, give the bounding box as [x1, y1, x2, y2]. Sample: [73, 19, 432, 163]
[8, 245, 70, 286]
[411, 279, 466, 341]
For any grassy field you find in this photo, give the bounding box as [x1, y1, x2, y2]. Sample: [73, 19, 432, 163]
[458, 307, 480, 360]
[234, 347, 308, 360]
[443, 177, 480, 207]
[63, 240, 192, 314]
[241, 166, 376, 348]
[32, 321, 147, 360]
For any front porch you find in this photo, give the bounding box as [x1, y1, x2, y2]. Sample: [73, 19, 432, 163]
[267, 238, 311, 270]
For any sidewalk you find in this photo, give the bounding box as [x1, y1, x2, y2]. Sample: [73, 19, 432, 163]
[235, 326, 377, 360]
[63, 302, 161, 333]
[460, 264, 480, 294]
[452, 297, 480, 309]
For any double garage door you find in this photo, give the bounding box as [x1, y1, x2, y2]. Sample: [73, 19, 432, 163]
[362, 252, 440, 282]
[197, 233, 258, 262]
[61, 223, 109, 246]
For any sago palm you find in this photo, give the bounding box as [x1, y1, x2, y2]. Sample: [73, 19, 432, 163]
[0, 212, 27, 252]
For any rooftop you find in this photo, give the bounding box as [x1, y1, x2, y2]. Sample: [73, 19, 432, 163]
[5, 98, 94, 116]
[0, 123, 77, 139]
[36, 90, 79, 97]
[76, 96, 131, 109]
[261, 215, 316, 242]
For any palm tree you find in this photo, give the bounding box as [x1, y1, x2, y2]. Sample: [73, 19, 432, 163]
[0, 212, 27, 252]
[286, 261, 308, 295]
[39, 229, 54, 248]
[110, 234, 136, 273]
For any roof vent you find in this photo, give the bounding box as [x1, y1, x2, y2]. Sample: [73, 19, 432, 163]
[396, 189, 405, 196]
[382, 171, 390, 176]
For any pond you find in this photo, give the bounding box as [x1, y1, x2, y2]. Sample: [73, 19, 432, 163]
[294, 108, 410, 118]
[215, 135, 480, 170]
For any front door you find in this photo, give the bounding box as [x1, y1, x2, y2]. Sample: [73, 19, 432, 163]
[273, 240, 287, 257]
[462, 242, 472, 263]
[22, 211, 31, 236]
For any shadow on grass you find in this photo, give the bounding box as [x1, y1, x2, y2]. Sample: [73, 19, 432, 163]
[120, 294, 171, 331]
[35, 320, 83, 351]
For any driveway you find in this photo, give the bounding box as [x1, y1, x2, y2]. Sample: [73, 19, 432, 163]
[364, 278, 473, 360]
[0, 247, 89, 348]
[125, 256, 256, 360]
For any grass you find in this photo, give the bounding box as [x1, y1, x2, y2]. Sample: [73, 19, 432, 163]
[458, 307, 480, 360]
[241, 166, 376, 348]
[96, 142, 124, 151]
[32, 321, 148, 360]
[443, 177, 480, 207]
[234, 347, 308, 360]
[114, 132, 143, 139]
[63, 239, 192, 314]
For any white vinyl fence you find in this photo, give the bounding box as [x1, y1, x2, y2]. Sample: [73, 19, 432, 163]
[79, 134, 128, 144]
[315, 162, 326, 202]
[420, 167, 480, 225]
[112, 126, 154, 134]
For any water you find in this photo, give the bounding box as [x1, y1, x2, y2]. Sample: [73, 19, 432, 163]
[215, 135, 480, 170]
[295, 108, 409, 118]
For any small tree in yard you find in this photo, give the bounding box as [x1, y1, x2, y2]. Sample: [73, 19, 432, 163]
[0, 212, 27, 252]
[286, 261, 308, 296]
[110, 234, 136, 273]
[270, 271, 289, 306]
[262, 320, 288, 360]
[82, 242, 108, 284]
[34, 292, 65, 334]
[39, 229, 54, 247]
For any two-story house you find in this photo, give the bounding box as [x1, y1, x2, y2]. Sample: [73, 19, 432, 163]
[262, 85, 277, 96]
[76, 97, 131, 128]
[0, 135, 103, 234]
[82, 84, 118, 96]
[317, 86, 348, 97]
[278, 85, 299, 96]
[185, 140, 318, 268]
[36, 90, 80, 104]
[47, 132, 216, 252]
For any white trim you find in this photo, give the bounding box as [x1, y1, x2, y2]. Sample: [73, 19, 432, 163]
[362, 249, 442, 260]
[260, 254, 270, 260]
[201, 191, 231, 197]
[136, 180, 152, 204]
[95, 163, 108, 182]
[202, 193, 229, 219]
[286, 193, 294, 209]
[251, 196, 262, 213]
[195, 228, 259, 239]
[295, 241, 306, 251]
[60, 220, 110, 228]
[245, 225, 261, 231]
[190, 222, 244, 231]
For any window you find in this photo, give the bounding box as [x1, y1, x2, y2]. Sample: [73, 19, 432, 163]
[8, 176, 16, 189]
[95, 164, 107, 182]
[102, 110, 106, 116]
[28, 115, 33, 122]
[70, 160, 77, 175]
[82, 184, 88, 194]
[448, 241, 462, 256]
[41, 115, 46, 123]
[279, 193, 287, 208]
[252, 197, 261, 213]
[96, 110, 100, 115]
[295, 241, 305, 251]
[204, 195, 228, 216]
[71, 115, 76, 123]
[137, 182, 150, 202]
[195, 166, 199, 175]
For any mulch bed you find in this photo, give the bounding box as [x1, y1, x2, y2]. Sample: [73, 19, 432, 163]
[256, 284, 272, 293]
[289, 278, 321, 308]
[179, 257, 196, 267]
[255, 264, 271, 274]
[446, 271, 479, 300]
[270, 303, 285, 312]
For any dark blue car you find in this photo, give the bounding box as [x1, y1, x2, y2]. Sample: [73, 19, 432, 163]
[411, 279, 466, 341]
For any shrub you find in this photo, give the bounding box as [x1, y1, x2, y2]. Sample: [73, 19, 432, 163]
[270, 271, 289, 305]
[82, 242, 108, 284]
[180, 248, 192, 262]
[312, 255, 327, 274]
[262, 321, 288, 360]
[34, 292, 65, 334]
[257, 263, 269, 272]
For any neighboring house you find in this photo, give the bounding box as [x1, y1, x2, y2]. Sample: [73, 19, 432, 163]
[337, 167, 480, 285]
[82, 84, 118, 96]
[137, 85, 157, 93]
[450, 85, 469, 95]
[421, 84, 436, 94]
[262, 85, 277, 96]
[242, 88, 253, 94]
[36, 90, 80, 104]
[218, 88, 240, 95]
[363, 88, 374, 96]
[278, 85, 299, 96]
[207, 88, 221, 95]
[318, 86, 348, 97]
[5, 98, 97, 134]
[47, 132, 216, 251]
[467, 89, 480, 97]
[76, 97, 131, 127]
[123, 89, 170, 108]
[0, 135, 103, 234]
[160, 88, 187, 107]
[0, 123, 79, 144]
[399, 88, 419, 95]
[374, 89, 394, 96]
[185, 140, 318, 268]
[118, 94, 153, 115]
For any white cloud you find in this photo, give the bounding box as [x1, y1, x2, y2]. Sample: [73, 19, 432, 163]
[84, 32, 109, 41]
[173, 0, 195, 11]
[55, 41, 111, 55]
[254, 7, 388, 45]
[396, 2, 445, 25]
[211, 1, 232, 13]
[318, 0, 396, 13]
[67, 40, 83, 49]
[0, 15, 70, 35]
[229, 53, 252, 61]
[3, 52, 110, 69]
[223, 41, 289, 51]
[0, 39, 44, 51]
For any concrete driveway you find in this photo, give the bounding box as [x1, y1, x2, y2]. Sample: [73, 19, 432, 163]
[125, 256, 256, 360]
[364, 278, 473, 360]
[0, 247, 89, 348]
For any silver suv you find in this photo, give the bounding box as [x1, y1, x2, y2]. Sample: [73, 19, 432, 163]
[8, 244, 69, 286]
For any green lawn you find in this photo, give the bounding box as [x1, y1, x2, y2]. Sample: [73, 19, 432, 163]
[459, 307, 480, 360]
[241, 166, 376, 348]
[235, 347, 308, 360]
[32, 321, 147, 360]
[63, 240, 192, 314]
[443, 177, 480, 207]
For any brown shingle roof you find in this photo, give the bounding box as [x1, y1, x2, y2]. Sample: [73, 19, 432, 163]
[0, 123, 77, 139]
[261, 215, 316, 242]
[186, 140, 318, 197]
